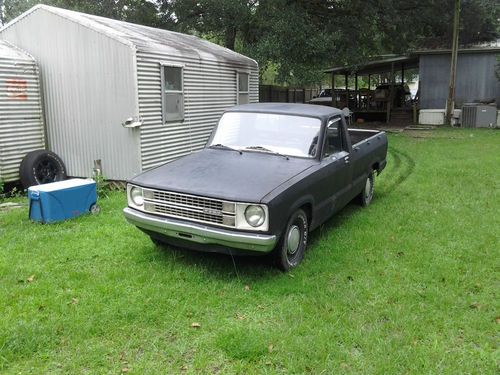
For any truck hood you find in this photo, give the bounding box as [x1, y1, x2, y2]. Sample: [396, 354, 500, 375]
[130, 148, 316, 202]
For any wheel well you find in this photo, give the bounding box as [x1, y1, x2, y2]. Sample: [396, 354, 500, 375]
[299, 203, 312, 227]
[372, 162, 380, 173]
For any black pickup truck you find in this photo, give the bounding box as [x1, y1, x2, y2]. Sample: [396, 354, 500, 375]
[124, 103, 388, 270]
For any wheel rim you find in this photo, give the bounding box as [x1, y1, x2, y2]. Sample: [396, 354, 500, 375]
[287, 225, 301, 255]
[34, 159, 59, 184]
[364, 175, 373, 202]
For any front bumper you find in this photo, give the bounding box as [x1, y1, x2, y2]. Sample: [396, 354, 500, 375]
[123, 207, 277, 253]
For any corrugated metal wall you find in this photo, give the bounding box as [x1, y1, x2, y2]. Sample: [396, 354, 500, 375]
[0, 8, 141, 180]
[420, 52, 500, 109]
[137, 51, 259, 171]
[0, 42, 45, 182]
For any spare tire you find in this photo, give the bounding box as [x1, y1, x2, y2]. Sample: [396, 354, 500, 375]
[19, 150, 67, 188]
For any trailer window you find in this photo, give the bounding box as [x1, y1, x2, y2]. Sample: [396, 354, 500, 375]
[237, 72, 249, 105]
[161, 65, 184, 122]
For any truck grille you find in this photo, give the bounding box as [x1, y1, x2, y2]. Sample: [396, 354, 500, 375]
[142, 188, 236, 228]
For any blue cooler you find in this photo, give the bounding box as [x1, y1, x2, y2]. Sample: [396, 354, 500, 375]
[28, 179, 98, 223]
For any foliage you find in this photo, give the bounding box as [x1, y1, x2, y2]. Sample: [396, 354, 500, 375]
[160, 0, 499, 85]
[0, 179, 4, 200]
[93, 173, 110, 200]
[1, 0, 498, 86]
[3, 0, 159, 26]
[158, 0, 256, 51]
[0, 129, 498, 373]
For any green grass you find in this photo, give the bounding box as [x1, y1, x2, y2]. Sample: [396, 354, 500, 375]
[0, 129, 498, 374]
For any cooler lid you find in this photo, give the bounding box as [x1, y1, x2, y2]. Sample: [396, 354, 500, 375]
[28, 178, 95, 192]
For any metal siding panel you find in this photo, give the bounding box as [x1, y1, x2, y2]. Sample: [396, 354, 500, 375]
[455, 53, 499, 107]
[419, 55, 449, 109]
[0, 9, 141, 180]
[137, 51, 259, 171]
[0, 47, 45, 182]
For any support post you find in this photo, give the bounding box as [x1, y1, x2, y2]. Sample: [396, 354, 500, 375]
[331, 72, 336, 107]
[367, 74, 371, 109]
[354, 73, 358, 109]
[387, 62, 395, 123]
[345, 73, 349, 109]
[446, 0, 461, 126]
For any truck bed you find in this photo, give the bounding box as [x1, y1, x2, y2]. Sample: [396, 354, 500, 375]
[348, 129, 382, 146]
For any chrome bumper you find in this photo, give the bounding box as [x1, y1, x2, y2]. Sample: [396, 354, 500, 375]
[123, 207, 277, 253]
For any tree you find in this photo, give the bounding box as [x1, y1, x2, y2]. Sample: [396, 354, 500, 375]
[2, 0, 498, 86]
[3, 0, 160, 26]
[157, 0, 257, 51]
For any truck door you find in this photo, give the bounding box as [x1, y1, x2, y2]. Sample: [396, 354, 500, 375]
[317, 116, 353, 216]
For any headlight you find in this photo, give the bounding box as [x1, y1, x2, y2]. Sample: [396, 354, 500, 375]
[235, 203, 269, 231]
[244, 205, 265, 227]
[130, 186, 144, 206]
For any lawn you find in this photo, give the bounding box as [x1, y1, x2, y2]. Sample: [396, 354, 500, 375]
[0, 128, 498, 374]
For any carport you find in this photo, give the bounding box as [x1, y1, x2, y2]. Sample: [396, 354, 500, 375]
[325, 55, 419, 124]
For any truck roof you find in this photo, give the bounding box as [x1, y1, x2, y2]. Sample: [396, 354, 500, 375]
[226, 103, 343, 120]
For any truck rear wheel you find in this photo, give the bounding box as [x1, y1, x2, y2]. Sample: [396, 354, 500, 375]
[358, 170, 375, 206]
[275, 209, 308, 271]
[19, 150, 67, 188]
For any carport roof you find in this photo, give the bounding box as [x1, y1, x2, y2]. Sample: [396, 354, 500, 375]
[325, 55, 419, 76]
[325, 45, 500, 76]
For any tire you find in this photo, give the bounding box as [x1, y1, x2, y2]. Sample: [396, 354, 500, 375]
[89, 204, 100, 214]
[275, 209, 308, 271]
[150, 236, 164, 247]
[358, 170, 375, 207]
[19, 150, 67, 188]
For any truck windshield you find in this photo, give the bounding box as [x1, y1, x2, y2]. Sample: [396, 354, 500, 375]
[209, 112, 322, 158]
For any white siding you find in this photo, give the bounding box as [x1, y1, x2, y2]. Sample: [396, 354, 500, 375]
[0, 8, 141, 180]
[1, 5, 260, 179]
[137, 50, 259, 170]
[0, 42, 45, 182]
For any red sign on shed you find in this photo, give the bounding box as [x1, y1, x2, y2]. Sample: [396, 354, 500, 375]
[6, 79, 28, 101]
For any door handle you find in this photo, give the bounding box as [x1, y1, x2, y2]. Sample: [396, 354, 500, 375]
[344, 156, 350, 164]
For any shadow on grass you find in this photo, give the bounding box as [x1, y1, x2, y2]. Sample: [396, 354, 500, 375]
[150, 241, 277, 279]
[147, 203, 361, 279]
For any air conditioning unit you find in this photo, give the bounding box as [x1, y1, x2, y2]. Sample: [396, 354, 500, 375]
[461, 104, 497, 128]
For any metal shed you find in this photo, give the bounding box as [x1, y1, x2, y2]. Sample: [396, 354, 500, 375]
[418, 47, 500, 109]
[0, 5, 259, 180]
[0, 40, 45, 183]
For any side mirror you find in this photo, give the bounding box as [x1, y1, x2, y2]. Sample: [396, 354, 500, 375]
[342, 107, 351, 117]
[122, 117, 143, 128]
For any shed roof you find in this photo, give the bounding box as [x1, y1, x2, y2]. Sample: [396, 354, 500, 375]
[0, 40, 35, 61]
[1, 5, 257, 66]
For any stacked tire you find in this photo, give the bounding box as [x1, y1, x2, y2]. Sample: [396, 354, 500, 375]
[19, 150, 67, 188]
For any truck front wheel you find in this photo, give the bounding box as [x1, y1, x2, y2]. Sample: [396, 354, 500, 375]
[275, 209, 308, 271]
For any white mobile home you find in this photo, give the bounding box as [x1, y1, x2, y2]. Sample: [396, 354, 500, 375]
[0, 40, 45, 183]
[0, 5, 259, 180]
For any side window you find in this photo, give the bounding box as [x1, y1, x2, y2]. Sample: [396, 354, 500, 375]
[322, 117, 344, 158]
[161, 65, 184, 122]
[237, 72, 249, 104]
